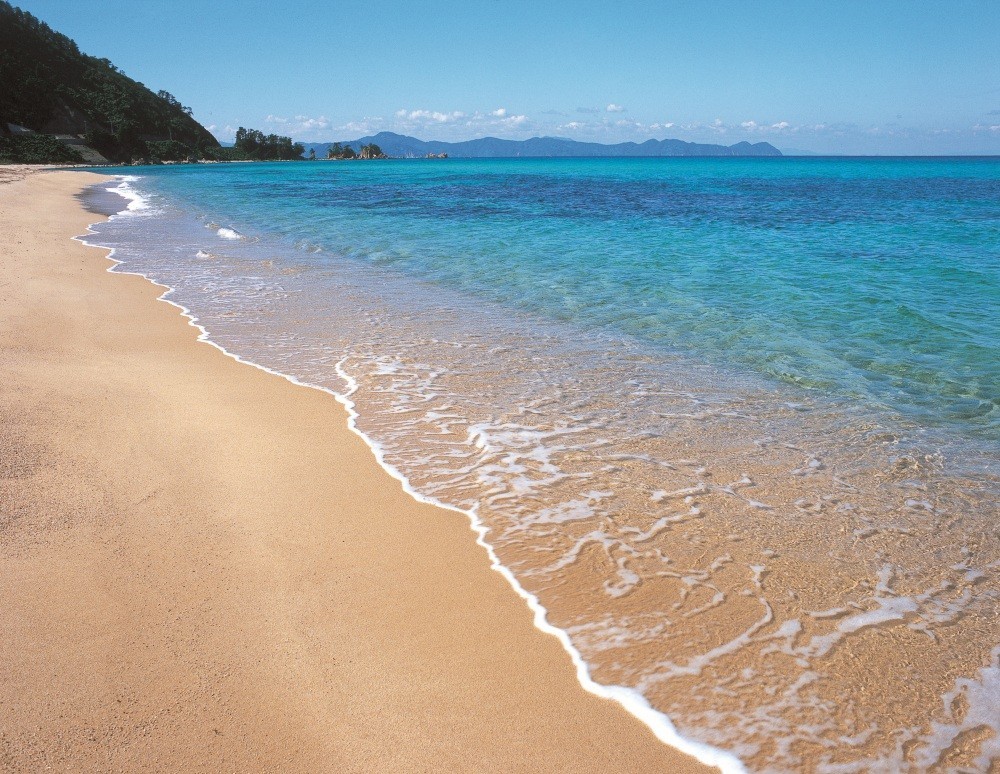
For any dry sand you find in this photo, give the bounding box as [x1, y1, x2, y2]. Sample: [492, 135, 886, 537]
[0, 169, 712, 772]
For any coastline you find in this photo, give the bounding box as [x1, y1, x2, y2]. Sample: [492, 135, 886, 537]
[0, 169, 714, 771]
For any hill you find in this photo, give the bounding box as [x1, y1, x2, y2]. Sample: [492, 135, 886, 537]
[305, 131, 782, 159]
[0, 1, 219, 163]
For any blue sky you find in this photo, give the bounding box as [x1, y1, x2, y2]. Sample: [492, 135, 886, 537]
[18, 0, 1000, 154]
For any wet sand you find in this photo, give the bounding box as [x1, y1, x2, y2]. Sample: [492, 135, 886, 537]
[0, 169, 713, 773]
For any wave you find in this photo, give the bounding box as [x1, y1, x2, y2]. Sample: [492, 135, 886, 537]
[76, 173, 748, 773]
[104, 175, 151, 213]
[75, 171, 1000, 772]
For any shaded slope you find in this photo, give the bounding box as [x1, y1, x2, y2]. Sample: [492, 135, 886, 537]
[0, 1, 219, 162]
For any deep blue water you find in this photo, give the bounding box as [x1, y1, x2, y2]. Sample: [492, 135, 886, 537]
[109, 157, 1000, 440]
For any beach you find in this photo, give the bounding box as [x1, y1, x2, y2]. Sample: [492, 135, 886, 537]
[81, 158, 998, 771]
[0, 169, 712, 773]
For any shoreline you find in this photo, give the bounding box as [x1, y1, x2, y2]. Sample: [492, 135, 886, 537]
[87, 174, 744, 774]
[0, 169, 716, 771]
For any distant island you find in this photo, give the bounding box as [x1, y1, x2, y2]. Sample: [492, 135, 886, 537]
[305, 132, 782, 159]
[322, 142, 387, 160]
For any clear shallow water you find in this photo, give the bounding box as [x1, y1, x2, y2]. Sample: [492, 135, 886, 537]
[84, 158, 999, 772]
[100, 158, 1000, 439]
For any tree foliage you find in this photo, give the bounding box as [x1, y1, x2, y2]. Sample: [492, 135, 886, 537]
[232, 127, 305, 161]
[327, 142, 357, 159]
[0, 133, 83, 163]
[0, 1, 219, 162]
[325, 142, 387, 160]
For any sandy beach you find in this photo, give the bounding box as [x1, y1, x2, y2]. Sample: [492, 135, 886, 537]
[0, 169, 711, 772]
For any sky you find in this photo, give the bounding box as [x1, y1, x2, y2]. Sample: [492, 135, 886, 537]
[17, 0, 1000, 154]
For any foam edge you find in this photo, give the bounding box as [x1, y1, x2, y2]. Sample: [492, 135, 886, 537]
[73, 177, 747, 774]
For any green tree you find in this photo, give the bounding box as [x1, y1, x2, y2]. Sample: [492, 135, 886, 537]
[0, 1, 219, 162]
[232, 126, 304, 161]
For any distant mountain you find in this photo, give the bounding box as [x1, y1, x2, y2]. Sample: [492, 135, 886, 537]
[0, 1, 219, 163]
[305, 131, 782, 159]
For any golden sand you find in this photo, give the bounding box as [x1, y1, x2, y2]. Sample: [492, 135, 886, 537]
[0, 170, 712, 772]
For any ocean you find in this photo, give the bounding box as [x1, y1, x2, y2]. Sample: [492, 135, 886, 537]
[82, 157, 999, 772]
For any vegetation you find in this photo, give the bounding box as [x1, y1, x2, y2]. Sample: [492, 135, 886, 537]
[327, 142, 384, 160]
[0, 1, 219, 163]
[0, 132, 83, 163]
[231, 127, 304, 161]
[145, 139, 198, 162]
[327, 142, 355, 159]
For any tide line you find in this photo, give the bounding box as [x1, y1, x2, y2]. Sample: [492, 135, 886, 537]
[74, 176, 747, 774]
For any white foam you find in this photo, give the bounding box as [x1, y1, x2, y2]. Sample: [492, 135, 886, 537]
[73, 186, 748, 774]
[217, 227, 244, 240]
[908, 645, 1000, 770]
[104, 175, 150, 213]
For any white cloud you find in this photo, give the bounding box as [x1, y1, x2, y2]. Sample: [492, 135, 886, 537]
[555, 118, 678, 139]
[677, 118, 728, 134]
[395, 109, 466, 123]
[389, 107, 532, 138]
[261, 114, 333, 139]
[739, 119, 793, 133]
[339, 117, 385, 135]
[294, 115, 331, 131]
[606, 103, 625, 113]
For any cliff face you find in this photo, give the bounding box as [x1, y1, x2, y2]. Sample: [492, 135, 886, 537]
[0, 1, 219, 162]
[307, 132, 783, 159]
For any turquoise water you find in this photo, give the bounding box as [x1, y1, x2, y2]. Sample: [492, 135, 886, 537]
[117, 157, 1000, 439]
[84, 158, 1000, 772]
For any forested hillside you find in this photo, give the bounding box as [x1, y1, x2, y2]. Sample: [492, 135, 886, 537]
[0, 1, 219, 162]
